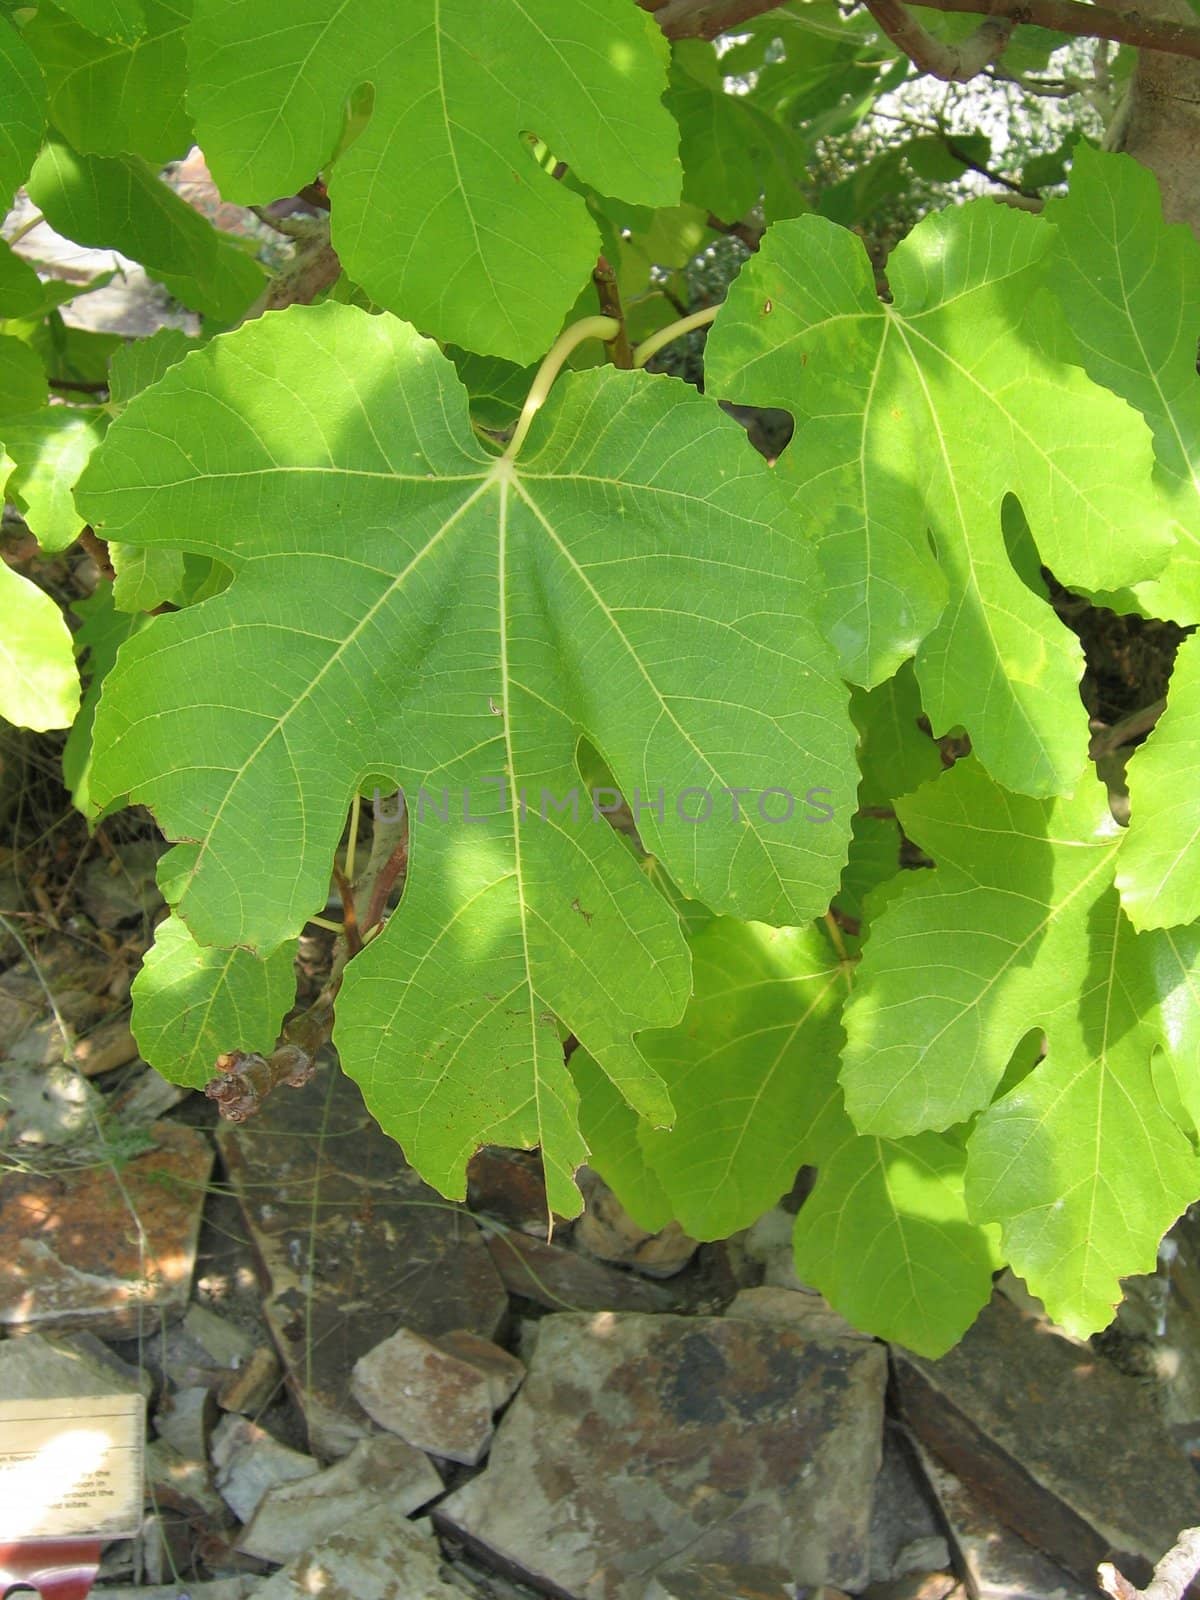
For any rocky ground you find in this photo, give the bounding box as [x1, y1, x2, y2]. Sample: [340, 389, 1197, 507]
[3, 842, 1200, 1600]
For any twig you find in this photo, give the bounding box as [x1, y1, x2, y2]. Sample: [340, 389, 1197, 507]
[864, 0, 1014, 80]
[331, 864, 362, 956]
[1099, 1527, 1200, 1600]
[1088, 697, 1166, 759]
[205, 998, 332, 1122]
[707, 211, 763, 251]
[592, 256, 634, 369]
[638, 0, 1200, 64]
[77, 526, 115, 583]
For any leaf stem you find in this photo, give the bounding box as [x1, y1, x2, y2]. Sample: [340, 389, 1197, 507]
[503, 315, 621, 461]
[632, 306, 719, 370]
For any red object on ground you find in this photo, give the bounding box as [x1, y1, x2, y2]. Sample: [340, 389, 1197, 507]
[0, 1539, 103, 1599]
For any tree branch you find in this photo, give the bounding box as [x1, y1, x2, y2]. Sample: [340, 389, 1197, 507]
[864, 0, 1013, 78]
[1099, 1527, 1200, 1600]
[638, 0, 1200, 65]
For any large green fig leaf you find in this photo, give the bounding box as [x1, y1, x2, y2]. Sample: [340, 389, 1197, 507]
[966, 899, 1200, 1334]
[1118, 635, 1200, 931]
[187, 0, 680, 363]
[705, 201, 1169, 797]
[77, 303, 857, 1212]
[24, 0, 191, 164]
[842, 759, 1123, 1136]
[1044, 145, 1200, 624]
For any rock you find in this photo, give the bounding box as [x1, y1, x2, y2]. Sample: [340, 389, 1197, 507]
[70, 1015, 141, 1079]
[92, 1582, 255, 1600]
[643, 1562, 798, 1598]
[251, 1508, 463, 1600]
[146, 1436, 227, 1521]
[218, 1344, 281, 1415]
[184, 1302, 258, 1369]
[352, 1327, 505, 1464]
[0, 1328, 147, 1400]
[0, 1058, 104, 1145]
[210, 1414, 320, 1524]
[435, 1328, 526, 1409]
[107, 1063, 190, 1121]
[575, 1168, 699, 1278]
[467, 1145, 553, 1233]
[438, 1312, 887, 1596]
[860, 1578, 962, 1600]
[155, 1383, 216, 1459]
[894, 1293, 1200, 1590]
[743, 1206, 807, 1290]
[0, 1121, 213, 1336]
[726, 1285, 872, 1342]
[916, 1444, 1099, 1600]
[485, 1227, 676, 1313]
[867, 1425, 946, 1585]
[893, 1538, 952, 1578]
[1103, 1210, 1200, 1447]
[218, 1061, 508, 1458]
[237, 1434, 443, 1563]
[80, 840, 163, 928]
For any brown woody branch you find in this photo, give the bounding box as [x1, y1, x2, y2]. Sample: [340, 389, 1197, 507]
[638, 0, 1200, 65]
[865, 0, 1013, 79]
[1099, 1527, 1200, 1600]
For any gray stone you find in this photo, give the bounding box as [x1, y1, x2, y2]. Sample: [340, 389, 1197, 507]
[893, 1538, 952, 1578]
[867, 1426, 945, 1584]
[484, 1227, 676, 1314]
[438, 1312, 887, 1596]
[184, 1303, 257, 1369]
[916, 1445, 1098, 1600]
[210, 1414, 320, 1524]
[894, 1294, 1200, 1590]
[0, 1059, 104, 1145]
[726, 1285, 872, 1342]
[0, 1122, 213, 1336]
[251, 1508, 462, 1600]
[0, 1329, 148, 1400]
[218, 1344, 281, 1416]
[352, 1328, 498, 1464]
[237, 1434, 443, 1563]
[435, 1329, 526, 1409]
[91, 1583, 255, 1600]
[743, 1207, 807, 1290]
[146, 1437, 227, 1522]
[155, 1384, 216, 1459]
[575, 1168, 699, 1279]
[643, 1563, 799, 1598]
[217, 1061, 508, 1458]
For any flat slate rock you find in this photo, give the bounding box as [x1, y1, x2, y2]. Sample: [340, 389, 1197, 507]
[915, 1445, 1095, 1600]
[217, 1061, 508, 1457]
[0, 1330, 149, 1400]
[252, 1508, 462, 1600]
[894, 1293, 1200, 1589]
[438, 1311, 887, 1597]
[485, 1228, 676, 1313]
[0, 1122, 212, 1335]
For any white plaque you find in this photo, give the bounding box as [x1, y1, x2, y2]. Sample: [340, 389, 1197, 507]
[0, 1393, 144, 1539]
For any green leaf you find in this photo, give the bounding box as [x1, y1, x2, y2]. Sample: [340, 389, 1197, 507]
[62, 584, 148, 813]
[705, 202, 1169, 796]
[572, 1046, 675, 1233]
[108, 326, 198, 403]
[1045, 145, 1200, 623]
[131, 912, 298, 1088]
[2, 405, 107, 549]
[1118, 635, 1200, 930]
[24, 0, 191, 163]
[841, 759, 1123, 1136]
[632, 917, 848, 1238]
[0, 509, 80, 732]
[51, 0, 145, 42]
[0, 241, 51, 318]
[27, 137, 265, 323]
[0, 332, 47, 416]
[791, 1083, 999, 1356]
[850, 659, 942, 808]
[965, 898, 1200, 1335]
[76, 302, 858, 1211]
[187, 0, 681, 362]
[0, 15, 45, 206]
[111, 543, 186, 611]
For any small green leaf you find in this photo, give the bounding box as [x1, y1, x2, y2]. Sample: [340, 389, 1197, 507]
[62, 584, 148, 813]
[27, 137, 264, 323]
[841, 759, 1122, 1136]
[706, 202, 1169, 796]
[1118, 635, 1200, 930]
[187, 0, 681, 361]
[2, 406, 107, 549]
[131, 912, 298, 1088]
[108, 327, 199, 403]
[966, 897, 1200, 1335]
[111, 543, 186, 611]
[1045, 145, 1200, 623]
[850, 660, 942, 809]
[0, 526, 80, 732]
[572, 1046, 675, 1233]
